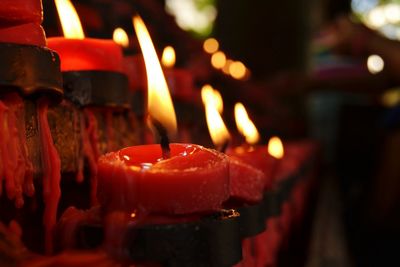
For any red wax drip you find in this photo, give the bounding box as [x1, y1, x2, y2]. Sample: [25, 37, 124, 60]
[74, 110, 84, 184]
[0, 93, 34, 208]
[105, 109, 115, 152]
[37, 98, 61, 255]
[82, 109, 100, 206]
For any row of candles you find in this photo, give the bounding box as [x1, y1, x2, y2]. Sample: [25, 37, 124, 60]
[0, 0, 317, 266]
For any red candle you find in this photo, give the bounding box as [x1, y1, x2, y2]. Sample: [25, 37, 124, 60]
[97, 143, 230, 215]
[48, 38, 124, 73]
[0, 0, 45, 47]
[0, 23, 46, 46]
[227, 146, 276, 190]
[229, 157, 267, 204]
[0, 0, 42, 24]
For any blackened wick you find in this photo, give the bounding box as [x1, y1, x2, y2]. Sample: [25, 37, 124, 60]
[152, 119, 171, 159]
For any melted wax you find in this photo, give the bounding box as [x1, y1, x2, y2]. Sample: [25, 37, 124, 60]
[0, 93, 34, 208]
[37, 97, 61, 255]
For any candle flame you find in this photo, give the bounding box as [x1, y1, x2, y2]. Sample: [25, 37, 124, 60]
[113, 27, 129, 48]
[268, 136, 284, 159]
[55, 0, 85, 39]
[202, 86, 230, 147]
[161, 46, 176, 68]
[205, 106, 230, 148]
[201, 84, 223, 113]
[133, 15, 177, 136]
[234, 102, 260, 145]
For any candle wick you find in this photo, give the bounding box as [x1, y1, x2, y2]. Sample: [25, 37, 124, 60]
[152, 119, 171, 159]
[219, 141, 229, 153]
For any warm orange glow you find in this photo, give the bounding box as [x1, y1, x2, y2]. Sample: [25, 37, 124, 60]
[222, 59, 233, 75]
[234, 102, 260, 145]
[202, 85, 230, 147]
[203, 38, 219, 54]
[54, 0, 85, 39]
[133, 16, 177, 136]
[161, 46, 176, 68]
[211, 51, 226, 69]
[113, 27, 129, 48]
[268, 136, 284, 159]
[204, 105, 230, 148]
[201, 84, 223, 114]
[229, 61, 246, 80]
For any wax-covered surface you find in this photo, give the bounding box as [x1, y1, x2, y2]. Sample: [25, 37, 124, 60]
[48, 38, 124, 73]
[229, 158, 266, 204]
[227, 145, 276, 190]
[98, 143, 230, 215]
[0, 0, 42, 24]
[0, 23, 46, 46]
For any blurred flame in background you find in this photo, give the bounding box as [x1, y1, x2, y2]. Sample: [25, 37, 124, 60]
[113, 27, 129, 48]
[162, 46, 176, 68]
[268, 136, 284, 159]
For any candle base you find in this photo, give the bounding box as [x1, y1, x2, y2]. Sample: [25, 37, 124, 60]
[237, 202, 266, 238]
[72, 210, 242, 267]
[62, 71, 129, 108]
[0, 43, 62, 98]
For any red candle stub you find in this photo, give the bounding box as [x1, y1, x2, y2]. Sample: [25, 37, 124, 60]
[0, 23, 46, 46]
[0, 0, 43, 25]
[227, 146, 276, 190]
[229, 158, 266, 204]
[47, 38, 124, 73]
[97, 143, 230, 215]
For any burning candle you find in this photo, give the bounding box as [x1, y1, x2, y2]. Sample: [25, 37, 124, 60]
[162, 46, 195, 102]
[97, 16, 230, 215]
[202, 89, 267, 204]
[48, 0, 124, 73]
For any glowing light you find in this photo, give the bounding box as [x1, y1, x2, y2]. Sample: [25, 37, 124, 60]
[229, 61, 247, 80]
[211, 51, 226, 69]
[113, 27, 129, 48]
[165, 0, 217, 35]
[367, 7, 386, 29]
[201, 84, 223, 113]
[133, 16, 177, 136]
[384, 4, 400, 23]
[161, 46, 176, 68]
[222, 59, 233, 75]
[203, 38, 219, 54]
[268, 136, 284, 159]
[367, 54, 384, 74]
[54, 0, 85, 39]
[382, 88, 400, 107]
[203, 105, 230, 148]
[234, 102, 260, 145]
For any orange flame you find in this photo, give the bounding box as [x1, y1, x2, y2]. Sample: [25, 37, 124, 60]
[54, 0, 85, 39]
[234, 102, 260, 145]
[267, 136, 284, 159]
[201, 84, 223, 114]
[113, 27, 129, 48]
[133, 15, 177, 136]
[161, 46, 176, 68]
[201, 86, 230, 147]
